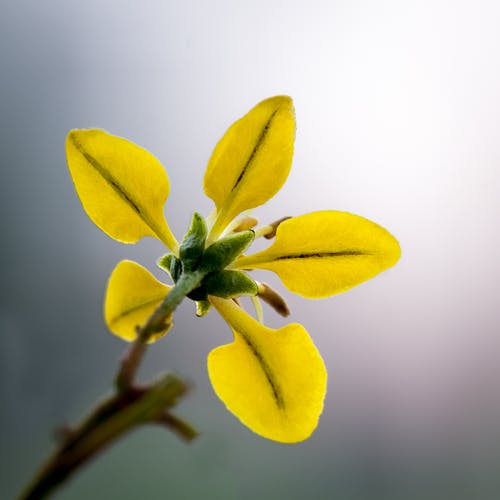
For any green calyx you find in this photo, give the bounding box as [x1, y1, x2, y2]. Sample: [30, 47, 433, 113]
[202, 270, 258, 298]
[179, 212, 208, 271]
[199, 230, 254, 273]
[158, 213, 257, 302]
[157, 253, 182, 282]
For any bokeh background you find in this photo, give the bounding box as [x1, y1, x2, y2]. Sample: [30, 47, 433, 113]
[2, 1, 500, 498]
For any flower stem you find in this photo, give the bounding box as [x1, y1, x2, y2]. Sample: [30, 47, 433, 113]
[20, 269, 205, 500]
[115, 269, 205, 392]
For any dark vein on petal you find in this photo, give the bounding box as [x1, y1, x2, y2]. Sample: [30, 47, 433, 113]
[239, 331, 285, 410]
[70, 134, 143, 217]
[109, 295, 167, 327]
[230, 109, 279, 193]
[274, 251, 369, 260]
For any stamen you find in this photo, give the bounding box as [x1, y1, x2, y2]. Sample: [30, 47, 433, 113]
[253, 225, 273, 239]
[263, 217, 291, 239]
[211, 210, 254, 243]
[253, 216, 291, 240]
[232, 216, 259, 233]
[251, 295, 264, 323]
[257, 282, 290, 317]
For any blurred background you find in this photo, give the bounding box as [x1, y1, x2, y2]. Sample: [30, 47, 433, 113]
[2, 1, 500, 498]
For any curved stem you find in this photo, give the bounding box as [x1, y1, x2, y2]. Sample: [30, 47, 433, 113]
[20, 376, 187, 500]
[115, 270, 204, 391]
[21, 270, 205, 500]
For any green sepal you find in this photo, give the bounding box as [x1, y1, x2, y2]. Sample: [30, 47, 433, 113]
[195, 300, 211, 317]
[157, 253, 174, 276]
[169, 256, 182, 282]
[203, 270, 258, 299]
[179, 213, 208, 271]
[199, 230, 254, 273]
[157, 253, 182, 283]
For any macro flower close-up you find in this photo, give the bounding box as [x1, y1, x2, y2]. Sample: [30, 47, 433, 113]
[7, 3, 500, 498]
[65, 95, 400, 444]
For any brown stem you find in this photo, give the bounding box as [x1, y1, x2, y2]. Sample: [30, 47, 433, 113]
[155, 412, 199, 442]
[115, 336, 148, 392]
[20, 271, 205, 499]
[20, 375, 187, 500]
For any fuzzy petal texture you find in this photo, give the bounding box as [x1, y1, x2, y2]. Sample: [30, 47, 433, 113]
[104, 260, 171, 342]
[204, 96, 295, 240]
[208, 297, 327, 443]
[66, 129, 178, 252]
[234, 210, 401, 298]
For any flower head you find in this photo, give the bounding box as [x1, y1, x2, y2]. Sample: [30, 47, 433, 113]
[66, 96, 400, 443]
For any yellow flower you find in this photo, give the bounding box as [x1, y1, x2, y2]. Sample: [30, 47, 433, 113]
[66, 96, 400, 443]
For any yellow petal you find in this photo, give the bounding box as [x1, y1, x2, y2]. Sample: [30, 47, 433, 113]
[234, 211, 401, 298]
[66, 129, 179, 253]
[208, 297, 327, 443]
[104, 260, 171, 342]
[204, 96, 295, 241]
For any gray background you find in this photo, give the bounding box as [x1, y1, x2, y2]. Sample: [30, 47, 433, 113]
[2, 1, 500, 499]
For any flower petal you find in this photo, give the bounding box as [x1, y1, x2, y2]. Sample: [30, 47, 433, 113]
[234, 210, 401, 298]
[66, 129, 178, 252]
[204, 96, 295, 241]
[208, 297, 327, 443]
[104, 260, 171, 342]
